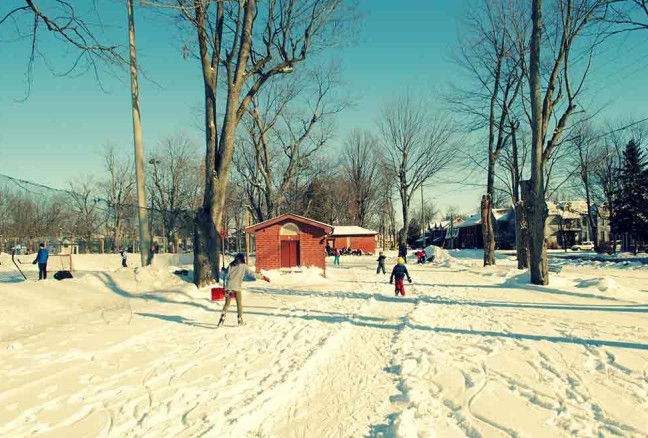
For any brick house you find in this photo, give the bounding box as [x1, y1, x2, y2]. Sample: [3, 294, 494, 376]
[246, 214, 333, 274]
[328, 226, 378, 254]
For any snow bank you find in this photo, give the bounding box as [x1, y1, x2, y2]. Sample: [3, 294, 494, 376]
[423, 245, 458, 268]
[0, 253, 193, 273]
[262, 266, 328, 287]
[0, 264, 198, 343]
[575, 277, 620, 292]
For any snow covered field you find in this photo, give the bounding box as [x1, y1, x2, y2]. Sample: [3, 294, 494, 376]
[1, 250, 647, 437]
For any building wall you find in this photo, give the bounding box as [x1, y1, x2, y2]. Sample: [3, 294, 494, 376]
[251, 219, 327, 273]
[329, 235, 377, 253]
[350, 236, 376, 253]
[299, 223, 328, 271]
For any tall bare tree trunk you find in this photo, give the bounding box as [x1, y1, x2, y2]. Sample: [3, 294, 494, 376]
[193, 65, 220, 285]
[400, 193, 409, 245]
[584, 178, 598, 247]
[127, 0, 151, 266]
[482, 150, 497, 265]
[481, 193, 496, 265]
[527, 0, 548, 285]
[515, 203, 530, 269]
[510, 125, 529, 269]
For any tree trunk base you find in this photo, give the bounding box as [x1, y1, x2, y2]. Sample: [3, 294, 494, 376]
[193, 207, 220, 287]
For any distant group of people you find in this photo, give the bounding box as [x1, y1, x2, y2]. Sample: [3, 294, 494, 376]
[326, 244, 365, 260]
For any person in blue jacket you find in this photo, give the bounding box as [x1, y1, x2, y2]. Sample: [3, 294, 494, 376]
[33, 243, 49, 280]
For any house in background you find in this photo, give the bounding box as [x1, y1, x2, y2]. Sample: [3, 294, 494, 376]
[328, 226, 378, 254]
[546, 201, 611, 248]
[428, 217, 464, 248]
[454, 208, 515, 250]
[246, 214, 333, 274]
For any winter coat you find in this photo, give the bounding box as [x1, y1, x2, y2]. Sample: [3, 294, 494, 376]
[120, 249, 127, 260]
[35, 248, 49, 264]
[224, 262, 257, 292]
[376, 255, 387, 265]
[390, 263, 411, 282]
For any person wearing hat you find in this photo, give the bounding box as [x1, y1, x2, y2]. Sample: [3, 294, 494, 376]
[217, 253, 269, 327]
[389, 256, 412, 296]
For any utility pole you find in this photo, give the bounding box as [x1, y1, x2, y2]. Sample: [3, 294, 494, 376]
[420, 186, 425, 248]
[245, 209, 250, 265]
[449, 213, 454, 249]
[127, 0, 151, 267]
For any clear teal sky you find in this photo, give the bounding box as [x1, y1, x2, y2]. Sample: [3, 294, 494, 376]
[1, 0, 647, 215]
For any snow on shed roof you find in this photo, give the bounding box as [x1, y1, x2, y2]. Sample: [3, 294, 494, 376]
[456, 213, 482, 228]
[246, 214, 333, 233]
[331, 226, 378, 236]
[492, 208, 511, 220]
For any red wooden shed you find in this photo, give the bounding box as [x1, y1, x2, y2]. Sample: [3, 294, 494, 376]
[328, 226, 378, 254]
[246, 214, 333, 274]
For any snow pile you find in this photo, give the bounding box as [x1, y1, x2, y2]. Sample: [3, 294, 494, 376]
[423, 245, 457, 268]
[1, 248, 647, 436]
[575, 277, 620, 292]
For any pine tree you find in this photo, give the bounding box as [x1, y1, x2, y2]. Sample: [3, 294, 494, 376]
[612, 140, 648, 251]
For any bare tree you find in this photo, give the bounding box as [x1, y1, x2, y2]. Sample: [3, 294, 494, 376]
[342, 129, 379, 227]
[379, 95, 456, 244]
[566, 122, 604, 246]
[525, 0, 611, 285]
[499, 123, 531, 268]
[68, 176, 101, 248]
[374, 170, 397, 250]
[605, 0, 648, 32]
[102, 145, 135, 251]
[1, 1, 126, 96]
[452, 0, 525, 266]
[235, 65, 344, 221]
[146, 0, 355, 286]
[148, 134, 202, 253]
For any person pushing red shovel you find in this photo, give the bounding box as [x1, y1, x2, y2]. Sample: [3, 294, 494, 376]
[217, 253, 270, 327]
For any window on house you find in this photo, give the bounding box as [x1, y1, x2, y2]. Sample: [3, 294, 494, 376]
[280, 222, 300, 236]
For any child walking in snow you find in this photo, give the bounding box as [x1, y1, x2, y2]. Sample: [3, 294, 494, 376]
[218, 253, 269, 327]
[376, 251, 386, 274]
[390, 257, 412, 296]
[333, 248, 341, 265]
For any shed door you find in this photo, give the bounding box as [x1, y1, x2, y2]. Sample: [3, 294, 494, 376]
[281, 241, 300, 268]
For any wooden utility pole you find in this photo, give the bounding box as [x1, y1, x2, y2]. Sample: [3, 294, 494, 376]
[420, 186, 425, 248]
[127, 0, 151, 267]
[245, 210, 250, 265]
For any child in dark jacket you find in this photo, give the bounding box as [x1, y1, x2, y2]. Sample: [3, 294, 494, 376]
[376, 251, 387, 274]
[389, 257, 412, 296]
[33, 243, 49, 280]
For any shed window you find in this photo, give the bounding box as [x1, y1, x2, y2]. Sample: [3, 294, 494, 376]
[280, 222, 300, 236]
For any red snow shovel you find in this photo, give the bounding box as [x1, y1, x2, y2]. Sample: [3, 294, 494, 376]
[211, 287, 226, 301]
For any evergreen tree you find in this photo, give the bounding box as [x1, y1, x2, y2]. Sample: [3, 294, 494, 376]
[612, 140, 648, 251]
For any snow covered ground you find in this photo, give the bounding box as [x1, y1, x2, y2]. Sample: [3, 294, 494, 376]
[0, 250, 647, 437]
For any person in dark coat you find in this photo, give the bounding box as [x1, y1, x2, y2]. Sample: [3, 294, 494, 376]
[398, 243, 408, 264]
[390, 257, 412, 296]
[33, 243, 49, 280]
[376, 251, 387, 274]
[120, 248, 128, 267]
